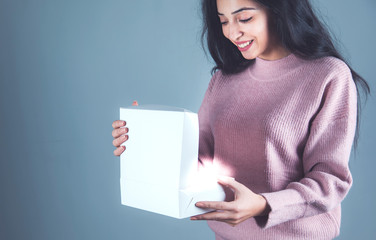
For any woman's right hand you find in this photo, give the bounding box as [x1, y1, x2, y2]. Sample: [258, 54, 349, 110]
[112, 100, 138, 156]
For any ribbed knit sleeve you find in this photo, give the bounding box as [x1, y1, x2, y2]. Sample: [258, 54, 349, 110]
[197, 71, 219, 170]
[257, 61, 357, 229]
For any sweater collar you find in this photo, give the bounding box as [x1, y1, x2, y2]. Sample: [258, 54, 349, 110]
[248, 54, 301, 81]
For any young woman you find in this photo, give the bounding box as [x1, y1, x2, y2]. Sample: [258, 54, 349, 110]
[112, 0, 370, 239]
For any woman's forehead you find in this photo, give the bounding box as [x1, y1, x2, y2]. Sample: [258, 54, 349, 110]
[216, 0, 262, 15]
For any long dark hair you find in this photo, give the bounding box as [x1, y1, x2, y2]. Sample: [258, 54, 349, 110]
[201, 0, 370, 149]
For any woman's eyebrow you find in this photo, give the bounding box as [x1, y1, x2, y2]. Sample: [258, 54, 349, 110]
[217, 7, 257, 16]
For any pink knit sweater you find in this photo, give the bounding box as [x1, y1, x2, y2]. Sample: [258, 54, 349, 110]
[198, 54, 357, 240]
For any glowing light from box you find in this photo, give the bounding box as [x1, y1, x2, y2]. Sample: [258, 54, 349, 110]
[190, 161, 233, 189]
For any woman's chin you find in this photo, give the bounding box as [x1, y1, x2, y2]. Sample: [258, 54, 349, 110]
[241, 52, 257, 60]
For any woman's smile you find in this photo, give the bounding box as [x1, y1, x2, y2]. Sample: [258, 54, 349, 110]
[235, 40, 254, 51]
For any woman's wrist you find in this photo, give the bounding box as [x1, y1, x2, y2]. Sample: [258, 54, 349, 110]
[256, 194, 270, 216]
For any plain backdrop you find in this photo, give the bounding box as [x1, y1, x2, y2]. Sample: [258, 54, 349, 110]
[0, 0, 375, 239]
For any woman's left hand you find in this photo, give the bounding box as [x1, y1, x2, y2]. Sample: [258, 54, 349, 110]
[190, 176, 269, 226]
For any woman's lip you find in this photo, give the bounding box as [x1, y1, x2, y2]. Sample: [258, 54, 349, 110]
[236, 40, 253, 52]
[235, 40, 252, 45]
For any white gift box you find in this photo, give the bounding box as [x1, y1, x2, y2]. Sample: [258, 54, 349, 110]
[119, 105, 225, 219]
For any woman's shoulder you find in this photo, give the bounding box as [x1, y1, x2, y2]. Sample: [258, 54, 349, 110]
[208, 69, 235, 87]
[305, 56, 356, 104]
[294, 55, 353, 91]
[307, 56, 351, 78]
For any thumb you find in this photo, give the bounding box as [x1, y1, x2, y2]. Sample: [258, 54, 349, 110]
[217, 176, 243, 194]
[132, 100, 139, 106]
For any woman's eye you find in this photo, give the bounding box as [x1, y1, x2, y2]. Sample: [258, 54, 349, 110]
[220, 21, 228, 25]
[239, 17, 252, 23]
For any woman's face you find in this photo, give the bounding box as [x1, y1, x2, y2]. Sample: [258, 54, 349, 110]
[216, 0, 288, 60]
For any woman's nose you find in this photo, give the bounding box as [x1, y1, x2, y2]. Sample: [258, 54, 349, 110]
[228, 23, 243, 41]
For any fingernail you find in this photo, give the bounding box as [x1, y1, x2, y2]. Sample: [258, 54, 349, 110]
[190, 217, 197, 220]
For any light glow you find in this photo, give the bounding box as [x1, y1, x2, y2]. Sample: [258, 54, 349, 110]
[188, 164, 224, 190]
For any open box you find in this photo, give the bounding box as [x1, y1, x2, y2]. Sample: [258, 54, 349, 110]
[119, 105, 225, 219]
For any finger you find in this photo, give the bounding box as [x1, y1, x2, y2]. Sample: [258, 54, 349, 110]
[217, 176, 244, 194]
[113, 146, 125, 156]
[191, 211, 244, 227]
[226, 222, 237, 227]
[190, 210, 233, 221]
[132, 100, 138, 106]
[224, 215, 252, 227]
[195, 201, 235, 211]
[112, 120, 126, 129]
[112, 135, 129, 147]
[112, 127, 129, 138]
[223, 219, 243, 227]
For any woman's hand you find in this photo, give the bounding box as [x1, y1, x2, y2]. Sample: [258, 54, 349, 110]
[190, 176, 269, 226]
[112, 101, 138, 156]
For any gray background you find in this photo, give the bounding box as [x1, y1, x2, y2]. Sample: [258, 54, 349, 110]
[0, 0, 375, 239]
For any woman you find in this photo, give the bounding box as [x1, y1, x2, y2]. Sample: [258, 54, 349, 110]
[112, 0, 370, 239]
